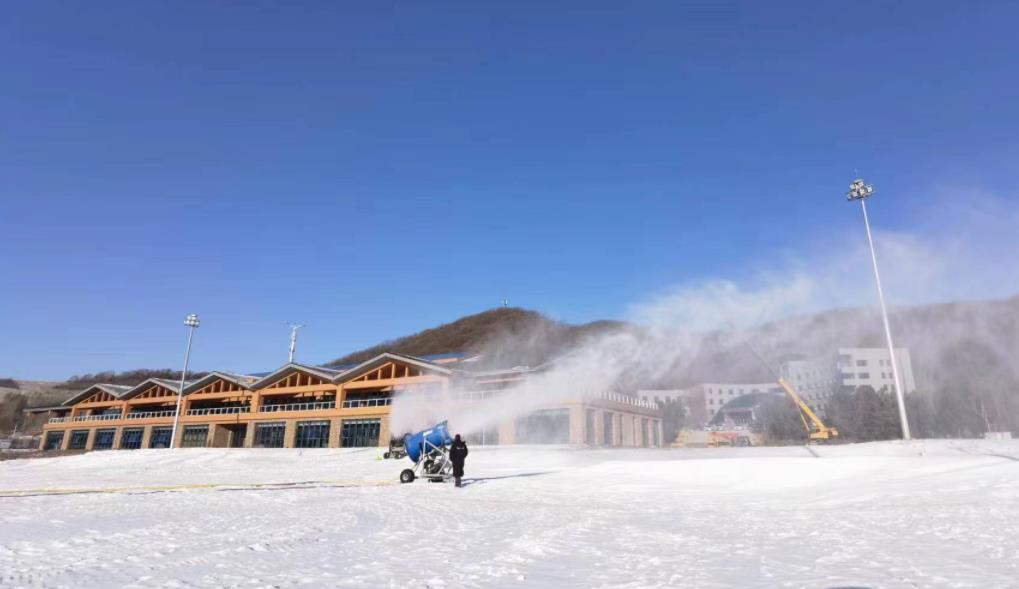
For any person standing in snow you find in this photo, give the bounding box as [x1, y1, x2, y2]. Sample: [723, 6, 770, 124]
[449, 434, 469, 487]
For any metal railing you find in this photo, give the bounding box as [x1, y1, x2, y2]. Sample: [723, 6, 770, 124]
[126, 410, 177, 420]
[259, 400, 335, 413]
[47, 417, 70, 424]
[72, 413, 122, 422]
[187, 406, 249, 416]
[594, 392, 658, 410]
[341, 397, 392, 408]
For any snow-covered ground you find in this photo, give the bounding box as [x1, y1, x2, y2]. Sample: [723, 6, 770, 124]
[1, 440, 1017, 588]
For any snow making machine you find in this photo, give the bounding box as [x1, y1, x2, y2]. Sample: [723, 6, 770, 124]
[399, 421, 453, 484]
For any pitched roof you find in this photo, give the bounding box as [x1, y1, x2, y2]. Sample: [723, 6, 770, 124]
[118, 378, 195, 401]
[334, 352, 451, 383]
[249, 363, 348, 390]
[61, 383, 133, 406]
[182, 371, 259, 395]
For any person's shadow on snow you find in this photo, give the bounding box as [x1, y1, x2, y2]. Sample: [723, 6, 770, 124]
[460, 471, 553, 487]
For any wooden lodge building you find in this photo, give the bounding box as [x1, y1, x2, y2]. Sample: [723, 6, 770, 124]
[37, 352, 663, 452]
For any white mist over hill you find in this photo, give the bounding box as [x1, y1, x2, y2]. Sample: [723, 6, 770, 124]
[391, 192, 1019, 437]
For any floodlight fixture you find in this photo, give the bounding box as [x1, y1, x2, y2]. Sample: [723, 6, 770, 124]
[846, 179, 875, 201]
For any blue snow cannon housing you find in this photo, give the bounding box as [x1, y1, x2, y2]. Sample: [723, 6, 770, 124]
[404, 421, 453, 463]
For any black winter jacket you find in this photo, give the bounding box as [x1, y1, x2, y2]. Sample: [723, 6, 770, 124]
[449, 440, 469, 465]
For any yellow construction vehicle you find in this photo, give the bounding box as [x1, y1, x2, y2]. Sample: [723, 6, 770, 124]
[775, 377, 838, 442]
[740, 335, 839, 443]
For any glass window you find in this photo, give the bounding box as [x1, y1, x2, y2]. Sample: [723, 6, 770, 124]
[640, 418, 649, 447]
[341, 418, 381, 447]
[858, 372, 870, 379]
[43, 431, 65, 450]
[181, 425, 209, 448]
[69, 430, 90, 450]
[856, 359, 867, 366]
[254, 422, 286, 448]
[602, 412, 614, 446]
[295, 421, 330, 448]
[120, 428, 144, 450]
[149, 426, 172, 448]
[585, 409, 597, 445]
[93, 428, 116, 450]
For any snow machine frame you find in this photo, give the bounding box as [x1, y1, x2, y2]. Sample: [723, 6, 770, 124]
[399, 429, 453, 484]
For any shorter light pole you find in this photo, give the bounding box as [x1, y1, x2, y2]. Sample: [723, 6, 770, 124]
[287, 322, 304, 363]
[170, 313, 200, 449]
[846, 179, 911, 440]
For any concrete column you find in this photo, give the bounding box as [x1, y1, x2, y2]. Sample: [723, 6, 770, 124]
[84, 428, 96, 451]
[379, 415, 391, 448]
[60, 430, 72, 450]
[283, 419, 298, 448]
[569, 405, 585, 444]
[594, 410, 604, 446]
[328, 418, 342, 448]
[112, 427, 123, 450]
[210, 424, 230, 448]
[243, 421, 257, 448]
[141, 426, 152, 449]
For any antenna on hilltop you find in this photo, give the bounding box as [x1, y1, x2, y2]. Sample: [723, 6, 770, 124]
[287, 322, 304, 363]
[502, 298, 509, 308]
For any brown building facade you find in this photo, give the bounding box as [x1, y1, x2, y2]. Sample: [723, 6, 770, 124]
[38, 353, 663, 451]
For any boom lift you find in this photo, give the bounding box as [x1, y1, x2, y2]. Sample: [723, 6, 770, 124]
[742, 337, 839, 443]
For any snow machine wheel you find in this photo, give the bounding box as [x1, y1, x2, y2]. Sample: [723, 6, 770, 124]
[400, 469, 415, 484]
[383, 451, 391, 459]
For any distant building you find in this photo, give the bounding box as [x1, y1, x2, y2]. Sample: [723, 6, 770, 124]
[778, 347, 916, 414]
[641, 383, 783, 428]
[835, 347, 916, 395]
[780, 358, 841, 414]
[653, 346, 918, 430]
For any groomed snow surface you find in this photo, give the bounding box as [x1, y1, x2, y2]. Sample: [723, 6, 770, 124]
[1, 440, 1017, 589]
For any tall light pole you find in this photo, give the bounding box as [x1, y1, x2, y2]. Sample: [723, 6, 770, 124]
[170, 313, 200, 449]
[846, 179, 911, 440]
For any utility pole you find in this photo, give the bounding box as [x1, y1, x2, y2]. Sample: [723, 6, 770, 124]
[288, 323, 304, 363]
[170, 313, 200, 449]
[846, 178, 911, 440]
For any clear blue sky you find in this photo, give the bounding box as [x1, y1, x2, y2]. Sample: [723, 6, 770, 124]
[2, 2, 1017, 379]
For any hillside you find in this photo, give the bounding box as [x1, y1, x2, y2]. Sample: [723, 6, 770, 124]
[327, 308, 628, 368]
[7, 296, 1018, 436]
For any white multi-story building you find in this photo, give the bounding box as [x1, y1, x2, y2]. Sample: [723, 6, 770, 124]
[640, 383, 783, 428]
[836, 347, 916, 395]
[779, 358, 841, 414]
[640, 347, 917, 429]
